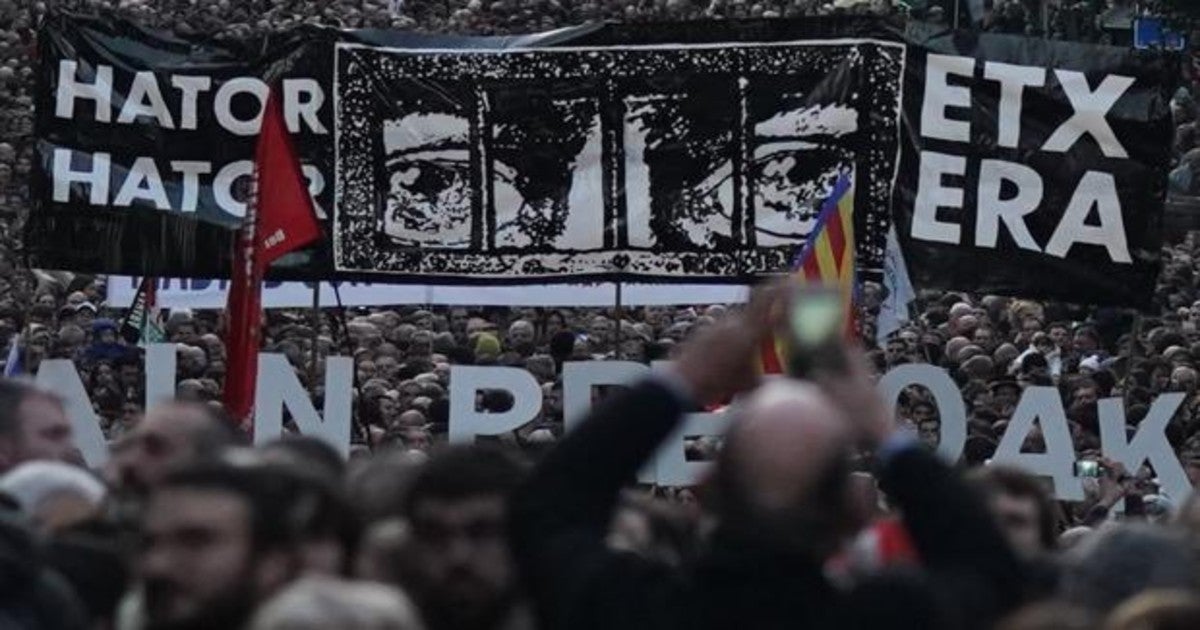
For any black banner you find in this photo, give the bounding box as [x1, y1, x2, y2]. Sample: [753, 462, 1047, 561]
[29, 14, 1178, 304]
[894, 25, 1178, 306]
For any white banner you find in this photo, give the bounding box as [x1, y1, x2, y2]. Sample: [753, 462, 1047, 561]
[106, 277, 750, 310]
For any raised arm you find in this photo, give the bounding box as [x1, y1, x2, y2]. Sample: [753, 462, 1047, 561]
[509, 285, 780, 630]
[820, 349, 1028, 625]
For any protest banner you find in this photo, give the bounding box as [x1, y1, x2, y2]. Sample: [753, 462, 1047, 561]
[895, 25, 1177, 305]
[106, 276, 750, 309]
[36, 352, 1193, 500]
[32, 14, 1177, 304]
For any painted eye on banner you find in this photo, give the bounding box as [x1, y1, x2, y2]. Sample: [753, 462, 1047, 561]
[395, 160, 462, 198]
[380, 112, 473, 249]
[750, 143, 853, 246]
[383, 153, 472, 249]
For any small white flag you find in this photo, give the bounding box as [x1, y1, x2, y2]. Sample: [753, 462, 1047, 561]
[876, 225, 916, 347]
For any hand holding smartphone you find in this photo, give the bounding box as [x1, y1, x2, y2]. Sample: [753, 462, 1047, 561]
[784, 283, 848, 379]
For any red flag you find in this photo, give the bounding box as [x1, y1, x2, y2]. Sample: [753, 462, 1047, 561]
[223, 226, 261, 431]
[224, 87, 322, 432]
[253, 88, 322, 271]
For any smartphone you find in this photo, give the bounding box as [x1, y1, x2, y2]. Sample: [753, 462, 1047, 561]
[1074, 460, 1106, 478]
[785, 284, 847, 378]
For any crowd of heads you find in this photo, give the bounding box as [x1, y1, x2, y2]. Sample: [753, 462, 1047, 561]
[1, 1, 1200, 629]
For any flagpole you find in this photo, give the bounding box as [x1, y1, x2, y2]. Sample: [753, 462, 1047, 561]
[309, 282, 320, 388]
[1123, 311, 1142, 410]
[614, 281, 624, 360]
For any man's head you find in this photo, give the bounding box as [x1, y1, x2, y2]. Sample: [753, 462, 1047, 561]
[0, 381, 75, 473]
[1049, 323, 1070, 350]
[1073, 327, 1100, 355]
[140, 462, 313, 630]
[170, 319, 198, 345]
[449, 308, 469, 335]
[506, 320, 536, 355]
[1072, 379, 1100, 407]
[119, 360, 141, 389]
[402, 446, 528, 630]
[588, 316, 614, 347]
[178, 345, 208, 378]
[111, 401, 241, 493]
[714, 381, 858, 558]
[969, 466, 1056, 559]
[1060, 525, 1200, 614]
[885, 338, 908, 365]
[395, 409, 426, 429]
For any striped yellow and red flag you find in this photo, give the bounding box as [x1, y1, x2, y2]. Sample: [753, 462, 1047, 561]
[759, 172, 856, 375]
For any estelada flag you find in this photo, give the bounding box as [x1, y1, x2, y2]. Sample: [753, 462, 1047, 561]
[224, 87, 322, 431]
[759, 172, 856, 375]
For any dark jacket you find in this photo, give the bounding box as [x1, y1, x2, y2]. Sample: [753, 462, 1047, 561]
[510, 378, 1029, 630]
[0, 513, 87, 630]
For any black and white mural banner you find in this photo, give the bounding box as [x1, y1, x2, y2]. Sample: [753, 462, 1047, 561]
[31, 14, 1178, 305]
[333, 39, 900, 279]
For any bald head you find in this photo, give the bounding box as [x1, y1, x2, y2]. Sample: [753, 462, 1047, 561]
[717, 381, 857, 554]
[725, 381, 850, 511]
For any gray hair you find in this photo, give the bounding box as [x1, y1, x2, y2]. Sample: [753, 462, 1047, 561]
[1058, 524, 1200, 614]
[250, 577, 424, 630]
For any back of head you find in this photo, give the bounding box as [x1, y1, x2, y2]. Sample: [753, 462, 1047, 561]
[714, 380, 855, 557]
[402, 445, 528, 516]
[549, 331, 576, 361]
[347, 450, 428, 525]
[261, 435, 346, 482]
[1104, 590, 1200, 630]
[250, 576, 424, 630]
[1060, 525, 1200, 614]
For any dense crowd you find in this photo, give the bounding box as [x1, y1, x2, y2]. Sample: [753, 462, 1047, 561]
[4, 0, 1200, 629]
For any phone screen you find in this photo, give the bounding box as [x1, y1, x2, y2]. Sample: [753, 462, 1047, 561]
[789, 289, 842, 348]
[1074, 461, 1102, 478]
[785, 286, 845, 378]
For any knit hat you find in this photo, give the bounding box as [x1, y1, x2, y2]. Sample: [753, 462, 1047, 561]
[475, 333, 501, 357]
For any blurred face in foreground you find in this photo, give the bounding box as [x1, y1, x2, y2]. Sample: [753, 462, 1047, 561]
[0, 393, 75, 472]
[141, 488, 278, 630]
[112, 404, 209, 493]
[408, 494, 517, 630]
[990, 492, 1042, 559]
